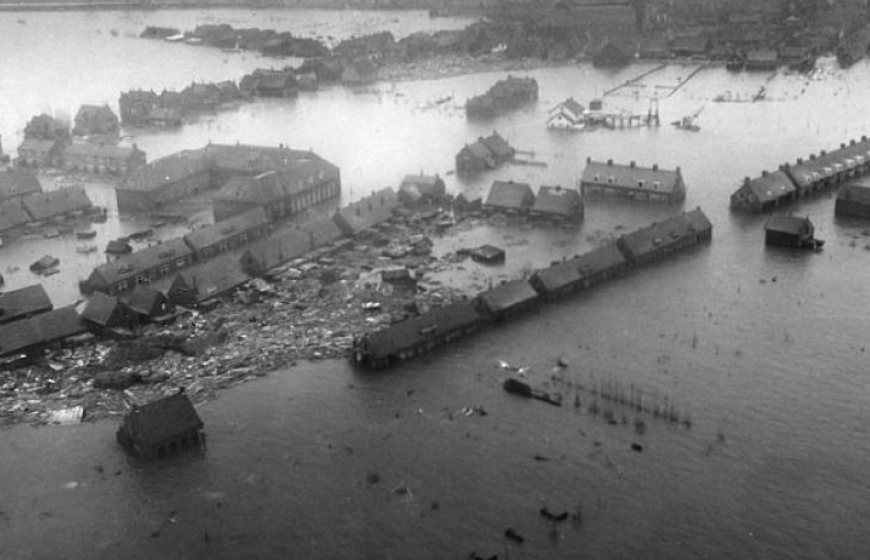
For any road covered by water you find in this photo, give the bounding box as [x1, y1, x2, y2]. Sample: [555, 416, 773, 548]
[1, 8, 870, 560]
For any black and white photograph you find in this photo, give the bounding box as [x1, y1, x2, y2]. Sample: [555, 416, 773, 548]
[1, 0, 869, 558]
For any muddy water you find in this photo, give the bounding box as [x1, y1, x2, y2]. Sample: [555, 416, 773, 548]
[2, 10, 870, 560]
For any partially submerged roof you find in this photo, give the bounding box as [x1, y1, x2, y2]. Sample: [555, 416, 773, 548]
[0, 284, 53, 324]
[737, 170, 796, 203]
[476, 279, 539, 314]
[0, 319, 42, 357]
[31, 306, 87, 343]
[764, 214, 813, 234]
[362, 300, 482, 357]
[619, 208, 712, 259]
[124, 393, 203, 445]
[531, 185, 581, 216]
[484, 180, 533, 210]
[838, 182, 870, 205]
[21, 185, 92, 220]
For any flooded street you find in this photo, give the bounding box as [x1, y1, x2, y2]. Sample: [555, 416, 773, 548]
[2, 9, 870, 560]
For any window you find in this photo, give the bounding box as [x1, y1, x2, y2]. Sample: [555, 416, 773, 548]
[159, 264, 170, 275]
[607, 176, 614, 184]
[175, 258, 186, 268]
[637, 180, 645, 188]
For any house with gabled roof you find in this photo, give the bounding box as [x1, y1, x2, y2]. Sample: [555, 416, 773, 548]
[763, 215, 818, 248]
[166, 253, 251, 307]
[456, 140, 497, 173]
[730, 169, 797, 213]
[80, 291, 139, 331]
[483, 180, 535, 214]
[480, 131, 515, 163]
[580, 158, 686, 203]
[72, 104, 120, 137]
[125, 285, 175, 321]
[84, 238, 195, 296]
[398, 173, 446, 205]
[547, 97, 586, 129]
[16, 138, 64, 168]
[116, 392, 204, 458]
[530, 185, 583, 221]
[617, 207, 713, 265]
[116, 149, 212, 212]
[0, 317, 43, 358]
[0, 284, 53, 325]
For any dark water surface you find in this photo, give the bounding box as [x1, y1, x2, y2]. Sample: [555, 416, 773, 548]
[2, 10, 870, 560]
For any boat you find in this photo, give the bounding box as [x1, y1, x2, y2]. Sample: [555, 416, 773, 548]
[672, 106, 703, 132]
[76, 243, 98, 254]
[129, 228, 154, 240]
[30, 255, 60, 274]
[75, 228, 97, 239]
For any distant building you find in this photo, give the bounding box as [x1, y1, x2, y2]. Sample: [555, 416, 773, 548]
[580, 158, 686, 203]
[72, 104, 120, 137]
[547, 97, 586, 129]
[116, 393, 205, 458]
[60, 142, 146, 174]
[398, 173, 446, 205]
[483, 180, 535, 214]
[16, 138, 64, 168]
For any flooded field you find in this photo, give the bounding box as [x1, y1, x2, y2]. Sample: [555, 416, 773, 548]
[2, 9, 870, 560]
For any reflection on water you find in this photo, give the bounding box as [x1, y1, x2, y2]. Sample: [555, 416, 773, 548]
[1, 10, 870, 560]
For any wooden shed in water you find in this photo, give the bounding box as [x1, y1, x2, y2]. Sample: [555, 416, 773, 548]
[116, 392, 204, 458]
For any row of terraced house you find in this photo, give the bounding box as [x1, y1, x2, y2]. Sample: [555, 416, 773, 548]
[730, 136, 870, 213]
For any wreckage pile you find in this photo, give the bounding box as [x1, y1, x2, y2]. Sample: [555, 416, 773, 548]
[0, 212, 468, 426]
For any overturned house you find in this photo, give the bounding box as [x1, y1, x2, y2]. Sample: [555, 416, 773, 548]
[116, 392, 205, 458]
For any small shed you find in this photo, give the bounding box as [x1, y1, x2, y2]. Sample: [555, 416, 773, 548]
[116, 392, 204, 458]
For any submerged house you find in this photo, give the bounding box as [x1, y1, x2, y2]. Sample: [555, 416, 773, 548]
[398, 174, 447, 205]
[764, 215, 822, 249]
[0, 169, 42, 203]
[21, 185, 93, 222]
[617, 207, 713, 265]
[580, 158, 686, 203]
[836, 182, 870, 218]
[80, 291, 139, 332]
[547, 97, 586, 129]
[529, 185, 583, 221]
[116, 392, 205, 458]
[530, 244, 627, 300]
[352, 300, 483, 368]
[730, 169, 797, 213]
[474, 279, 539, 320]
[483, 180, 535, 214]
[126, 285, 175, 322]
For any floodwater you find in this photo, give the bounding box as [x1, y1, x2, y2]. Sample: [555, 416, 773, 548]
[2, 9, 870, 560]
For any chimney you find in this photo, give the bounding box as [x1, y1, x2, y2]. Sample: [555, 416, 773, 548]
[797, 158, 803, 164]
[820, 150, 826, 156]
[762, 170, 768, 177]
[630, 160, 636, 168]
[744, 176, 750, 185]
[841, 143, 846, 149]
[607, 159, 613, 166]
[652, 163, 659, 171]
[586, 156, 591, 163]
[809, 153, 815, 160]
